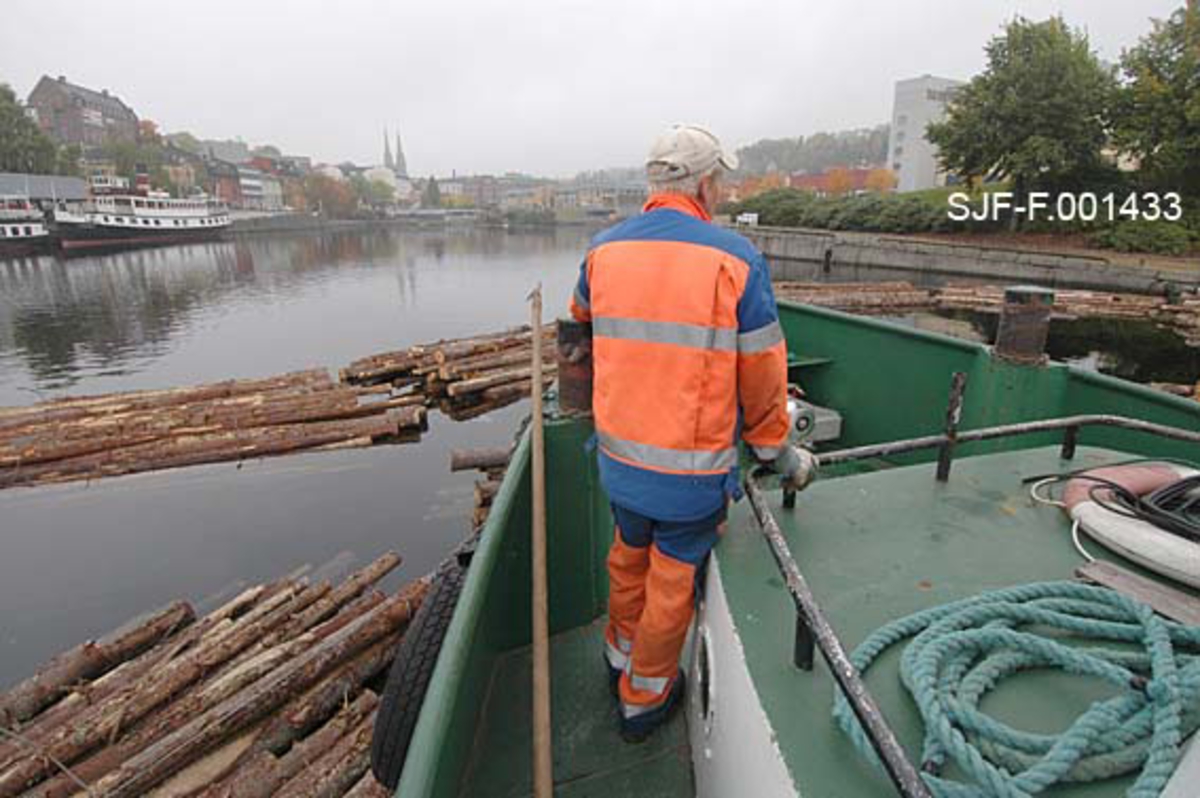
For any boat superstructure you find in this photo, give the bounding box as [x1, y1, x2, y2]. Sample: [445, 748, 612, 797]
[0, 196, 50, 254]
[52, 183, 230, 250]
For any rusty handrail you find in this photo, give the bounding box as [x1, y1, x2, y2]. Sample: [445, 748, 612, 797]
[744, 470, 934, 798]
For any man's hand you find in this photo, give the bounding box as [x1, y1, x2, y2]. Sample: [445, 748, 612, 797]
[762, 445, 817, 491]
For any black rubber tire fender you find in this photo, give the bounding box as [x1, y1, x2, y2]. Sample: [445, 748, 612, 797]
[370, 560, 467, 791]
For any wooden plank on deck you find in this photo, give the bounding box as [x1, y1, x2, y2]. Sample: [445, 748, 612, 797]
[1075, 561, 1200, 626]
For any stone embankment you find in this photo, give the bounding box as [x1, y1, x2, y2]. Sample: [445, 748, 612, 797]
[741, 225, 1199, 294]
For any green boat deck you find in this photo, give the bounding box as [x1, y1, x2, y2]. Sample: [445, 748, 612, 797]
[718, 444, 1181, 797]
[459, 617, 691, 797]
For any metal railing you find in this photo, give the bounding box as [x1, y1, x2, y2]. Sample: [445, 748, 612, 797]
[745, 472, 933, 798]
[744, 372, 1200, 798]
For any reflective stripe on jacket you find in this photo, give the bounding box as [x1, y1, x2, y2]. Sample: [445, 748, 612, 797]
[570, 193, 789, 521]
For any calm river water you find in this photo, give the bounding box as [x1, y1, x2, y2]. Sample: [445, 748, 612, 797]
[0, 226, 1195, 686]
[0, 227, 585, 685]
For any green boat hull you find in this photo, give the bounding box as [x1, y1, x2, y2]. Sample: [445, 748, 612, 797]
[395, 301, 1200, 797]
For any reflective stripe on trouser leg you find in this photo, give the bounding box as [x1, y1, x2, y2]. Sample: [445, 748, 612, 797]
[605, 526, 648, 671]
[605, 633, 632, 672]
[619, 542, 696, 712]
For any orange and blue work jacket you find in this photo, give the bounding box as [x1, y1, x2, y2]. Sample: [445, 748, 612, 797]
[569, 193, 790, 522]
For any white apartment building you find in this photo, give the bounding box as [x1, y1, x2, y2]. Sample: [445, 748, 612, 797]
[888, 75, 964, 192]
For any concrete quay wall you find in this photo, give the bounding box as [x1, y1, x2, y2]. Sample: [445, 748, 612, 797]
[740, 225, 1198, 294]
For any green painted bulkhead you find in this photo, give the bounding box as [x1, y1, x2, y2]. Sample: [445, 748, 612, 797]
[781, 303, 1200, 465]
[395, 301, 1200, 797]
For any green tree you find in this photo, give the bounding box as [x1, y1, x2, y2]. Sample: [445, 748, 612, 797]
[97, 141, 161, 180]
[365, 179, 394, 205]
[734, 126, 890, 175]
[348, 174, 395, 207]
[55, 144, 81, 177]
[422, 177, 441, 208]
[0, 83, 58, 173]
[927, 17, 1116, 215]
[252, 144, 282, 158]
[1112, 2, 1200, 197]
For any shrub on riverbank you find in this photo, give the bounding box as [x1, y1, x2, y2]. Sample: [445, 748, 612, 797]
[1089, 219, 1194, 257]
[725, 188, 1199, 256]
[504, 208, 556, 227]
[723, 189, 975, 234]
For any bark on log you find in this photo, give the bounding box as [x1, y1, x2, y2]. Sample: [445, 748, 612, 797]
[429, 327, 551, 365]
[77, 581, 427, 798]
[199, 692, 378, 798]
[271, 709, 376, 798]
[0, 374, 337, 442]
[480, 376, 555, 404]
[441, 394, 522, 422]
[0, 415, 405, 490]
[254, 632, 399, 757]
[438, 346, 554, 381]
[474, 480, 501, 508]
[449, 447, 511, 472]
[142, 724, 263, 798]
[343, 772, 390, 798]
[24, 639, 311, 798]
[0, 586, 269, 771]
[0, 371, 333, 427]
[339, 326, 545, 385]
[1, 396, 427, 474]
[263, 553, 400, 646]
[0, 584, 318, 796]
[445, 364, 557, 398]
[0, 601, 193, 728]
[472, 506, 491, 529]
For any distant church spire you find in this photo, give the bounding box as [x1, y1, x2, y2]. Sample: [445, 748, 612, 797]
[394, 130, 407, 177]
[384, 127, 394, 170]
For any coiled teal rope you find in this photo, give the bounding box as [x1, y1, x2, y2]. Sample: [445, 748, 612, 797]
[833, 581, 1200, 797]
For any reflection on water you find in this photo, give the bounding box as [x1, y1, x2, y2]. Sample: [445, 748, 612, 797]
[0, 228, 588, 405]
[893, 310, 1200, 385]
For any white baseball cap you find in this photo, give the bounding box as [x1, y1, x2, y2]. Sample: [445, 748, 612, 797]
[646, 124, 739, 181]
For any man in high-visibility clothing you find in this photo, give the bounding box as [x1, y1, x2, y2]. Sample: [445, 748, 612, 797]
[569, 124, 815, 742]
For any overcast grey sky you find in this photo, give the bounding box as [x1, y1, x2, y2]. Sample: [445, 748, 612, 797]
[0, 1, 1182, 177]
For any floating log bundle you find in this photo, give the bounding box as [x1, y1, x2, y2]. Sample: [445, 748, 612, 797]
[451, 446, 513, 533]
[341, 324, 558, 422]
[0, 552, 419, 798]
[774, 281, 935, 314]
[0, 324, 563, 490]
[1150, 381, 1200, 401]
[774, 281, 1200, 347]
[0, 370, 426, 489]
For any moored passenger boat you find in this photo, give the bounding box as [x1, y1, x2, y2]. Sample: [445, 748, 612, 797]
[376, 299, 1200, 797]
[0, 195, 51, 256]
[51, 187, 230, 251]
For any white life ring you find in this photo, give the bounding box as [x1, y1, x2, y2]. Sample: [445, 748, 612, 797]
[1063, 463, 1200, 589]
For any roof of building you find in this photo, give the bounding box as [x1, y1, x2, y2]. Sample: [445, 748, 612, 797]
[31, 76, 137, 121]
[0, 173, 89, 201]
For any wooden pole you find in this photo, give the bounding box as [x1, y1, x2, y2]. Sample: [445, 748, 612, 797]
[529, 287, 553, 798]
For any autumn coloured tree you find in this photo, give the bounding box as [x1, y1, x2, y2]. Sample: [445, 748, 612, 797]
[823, 167, 855, 196]
[865, 168, 896, 194]
[138, 119, 161, 144]
[303, 174, 356, 217]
